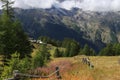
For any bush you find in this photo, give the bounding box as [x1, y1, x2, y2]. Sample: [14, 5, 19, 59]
[32, 45, 51, 68]
[0, 52, 31, 79]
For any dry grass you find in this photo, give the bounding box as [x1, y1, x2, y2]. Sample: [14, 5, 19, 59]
[89, 56, 120, 80]
[32, 56, 120, 80]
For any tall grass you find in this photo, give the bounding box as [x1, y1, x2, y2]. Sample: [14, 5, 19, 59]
[32, 56, 120, 80]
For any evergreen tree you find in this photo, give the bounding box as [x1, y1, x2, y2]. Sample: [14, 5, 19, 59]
[1, 0, 14, 21]
[99, 44, 114, 56]
[54, 48, 61, 57]
[79, 44, 95, 56]
[89, 48, 96, 56]
[0, 0, 32, 57]
[56, 40, 62, 47]
[99, 43, 120, 56]
[69, 42, 79, 57]
[0, 52, 31, 79]
[113, 43, 120, 55]
[32, 45, 51, 68]
[106, 43, 114, 56]
[64, 42, 70, 57]
[19, 56, 31, 73]
[62, 38, 70, 48]
[32, 50, 44, 68]
[62, 38, 80, 57]
[99, 47, 107, 56]
[99, 43, 113, 56]
[80, 44, 90, 55]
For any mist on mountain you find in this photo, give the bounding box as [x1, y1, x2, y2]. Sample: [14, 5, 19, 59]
[0, 0, 120, 12]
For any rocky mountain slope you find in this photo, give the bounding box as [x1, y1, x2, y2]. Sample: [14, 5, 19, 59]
[14, 7, 120, 51]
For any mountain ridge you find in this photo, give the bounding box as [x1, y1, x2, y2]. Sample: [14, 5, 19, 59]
[13, 8, 120, 51]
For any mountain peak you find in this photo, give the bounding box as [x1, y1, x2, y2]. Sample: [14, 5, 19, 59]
[14, 8, 120, 51]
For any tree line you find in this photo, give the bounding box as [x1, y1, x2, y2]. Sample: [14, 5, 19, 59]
[99, 43, 120, 56]
[39, 36, 96, 57]
[40, 36, 120, 56]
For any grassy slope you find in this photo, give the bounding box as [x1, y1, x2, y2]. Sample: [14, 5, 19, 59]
[33, 56, 120, 80]
[1, 43, 118, 80]
[31, 43, 120, 80]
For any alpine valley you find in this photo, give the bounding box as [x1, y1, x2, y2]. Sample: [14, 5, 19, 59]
[14, 7, 120, 51]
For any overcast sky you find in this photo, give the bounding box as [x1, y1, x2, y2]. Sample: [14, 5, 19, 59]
[0, 0, 120, 12]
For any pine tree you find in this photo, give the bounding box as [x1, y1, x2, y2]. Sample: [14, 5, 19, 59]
[80, 44, 96, 56]
[1, 0, 14, 19]
[0, 0, 32, 57]
[89, 48, 96, 56]
[80, 44, 90, 56]
[69, 41, 80, 57]
[1, 52, 20, 78]
[113, 43, 120, 55]
[64, 43, 70, 57]
[0, 52, 31, 79]
[32, 45, 51, 68]
[99, 43, 113, 56]
[62, 38, 80, 57]
[54, 48, 61, 57]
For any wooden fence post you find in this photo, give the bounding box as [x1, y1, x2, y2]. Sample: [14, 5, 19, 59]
[56, 67, 62, 79]
[6, 67, 62, 80]
[13, 70, 20, 80]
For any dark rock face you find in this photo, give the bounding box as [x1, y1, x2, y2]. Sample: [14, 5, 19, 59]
[13, 8, 120, 51]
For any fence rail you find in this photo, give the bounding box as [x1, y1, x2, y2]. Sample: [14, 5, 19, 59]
[5, 67, 61, 80]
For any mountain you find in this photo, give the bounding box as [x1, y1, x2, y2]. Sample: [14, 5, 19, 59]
[14, 7, 120, 51]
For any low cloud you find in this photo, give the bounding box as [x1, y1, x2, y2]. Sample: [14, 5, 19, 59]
[0, 0, 120, 12]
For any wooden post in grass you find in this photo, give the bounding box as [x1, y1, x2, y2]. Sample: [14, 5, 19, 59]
[56, 67, 62, 79]
[82, 57, 94, 69]
[87, 61, 94, 69]
[6, 67, 62, 80]
[13, 70, 21, 80]
[5, 70, 20, 80]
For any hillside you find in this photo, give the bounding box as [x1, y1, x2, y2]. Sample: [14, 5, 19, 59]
[32, 56, 120, 80]
[13, 8, 120, 51]
[30, 43, 120, 80]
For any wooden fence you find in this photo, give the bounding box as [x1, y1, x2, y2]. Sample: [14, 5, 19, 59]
[74, 56, 94, 69]
[82, 57, 94, 69]
[5, 67, 62, 80]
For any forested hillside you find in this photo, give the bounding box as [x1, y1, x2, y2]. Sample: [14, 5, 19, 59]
[13, 8, 120, 51]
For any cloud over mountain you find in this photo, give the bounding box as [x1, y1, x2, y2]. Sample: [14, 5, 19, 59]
[0, 0, 120, 11]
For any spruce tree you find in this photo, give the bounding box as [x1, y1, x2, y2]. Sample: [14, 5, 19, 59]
[0, 52, 31, 79]
[80, 44, 96, 56]
[62, 38, 80, 57]
[0, 0, 32, 57]
[32, 45, 51, 68]
[89, 48, 96, 56]
[54, 48, 61, 57]
[1, 0, 14, 19]
[69, 41, 80, 57]
[99, 43, 120, 56]
[80, 44, 90, 56]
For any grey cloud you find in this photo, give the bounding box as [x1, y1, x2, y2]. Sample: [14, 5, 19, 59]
[0, 0, 120, 11]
